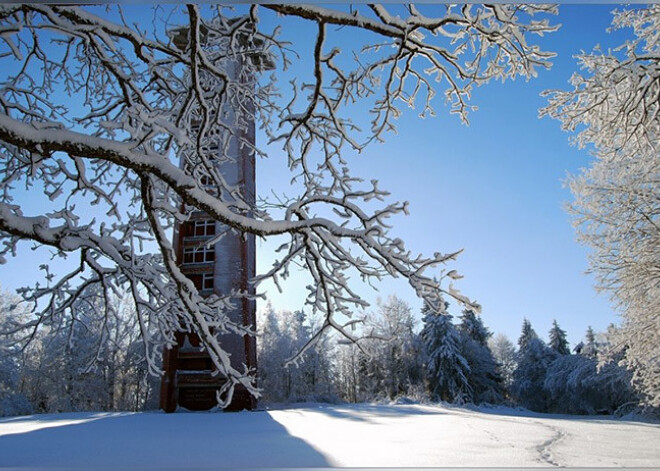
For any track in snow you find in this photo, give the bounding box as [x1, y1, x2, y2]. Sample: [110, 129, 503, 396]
[533, 421, 567, 467]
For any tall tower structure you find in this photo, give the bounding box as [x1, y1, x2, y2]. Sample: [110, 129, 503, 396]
[159, 23, 269, 412]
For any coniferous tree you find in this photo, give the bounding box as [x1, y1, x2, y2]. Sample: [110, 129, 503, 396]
[458, 310, 490, 346]
[511, 320, 555, 411]
[458, 310, 504, 404]
[548, 320, 570, 355]
[581, 326, 598, 359]
[517, 318, 537, 351]
[421, 302, 471, 403]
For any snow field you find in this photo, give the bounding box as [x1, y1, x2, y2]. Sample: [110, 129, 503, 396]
[0, 403, 659, 468]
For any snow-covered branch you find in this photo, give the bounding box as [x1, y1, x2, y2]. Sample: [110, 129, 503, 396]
[542, 5, 660, 408]
[0, 4, 558, 404]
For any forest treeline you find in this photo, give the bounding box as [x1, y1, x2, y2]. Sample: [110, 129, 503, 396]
[257, 296, 638, 415]
[0, 290, 646, 417]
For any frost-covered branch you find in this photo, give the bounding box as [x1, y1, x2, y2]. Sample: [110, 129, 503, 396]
[0, 4, 557, 405]
[542, 5, 660, 409]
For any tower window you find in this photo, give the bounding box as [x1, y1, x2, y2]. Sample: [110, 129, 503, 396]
[192, 219, 216, 237]
[182, 245, 215, 264]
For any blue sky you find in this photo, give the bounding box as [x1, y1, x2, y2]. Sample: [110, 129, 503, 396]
[0, 4, 634, 348]
[254, 4, 632, 347]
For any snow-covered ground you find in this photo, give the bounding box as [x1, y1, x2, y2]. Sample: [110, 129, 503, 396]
[1, 402, 659, 468]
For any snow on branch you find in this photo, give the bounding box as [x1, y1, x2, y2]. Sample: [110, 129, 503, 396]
[0, 4, 557, 404]
[541, 5, 660, 408]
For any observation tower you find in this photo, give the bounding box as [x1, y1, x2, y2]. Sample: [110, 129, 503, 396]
[159, 23, 272, 412]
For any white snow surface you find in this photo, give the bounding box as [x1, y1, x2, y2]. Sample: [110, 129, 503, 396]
[1, 402, 659, 468]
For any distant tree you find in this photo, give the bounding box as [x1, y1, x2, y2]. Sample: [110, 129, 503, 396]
[0, 288, 33, 417]
[256, 304, 289, 402]
[367, 296, 424, 400]
[300, 311, 337, 402]
[17, 292, 151, 413]
[544, 354, 600, 414]
[542, 5, 660, 409]
[282, 310, 312, 400]
[488, 333, 517, 392]
[421, 302, 471, 403]
[511, 334, 555, 412]
[406, 333, 428, 400]
[544, 353, 636, 415]
[517, 319, 538, 351]
[335, 341, 373, 404]
[548, 320, 570, 356]
[257, 305, 337, 403]
[579, 326, 599, 359]
[0, 286, 155, 416]
[458, 310, 503, 404]
[458, 309, 490, 347]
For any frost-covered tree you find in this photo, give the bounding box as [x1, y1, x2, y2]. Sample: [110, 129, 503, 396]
[544, 354, 599, 414]
[256, 304, 289, 401]
[458, 309, 503, 404]
[511, 331, 555, 412]
[488, 333, 517, 392]
[421, 302, 470, 403]
[0, 288, 33, 417]
[0, 287, 154, 415]
[360, 296, 424, 400]
[545, 324, 638, 415]
[375, 296, 417, 399]
[330, 296, 421, 402]
[517, 318, 538, 351]
[543, 353, 636, 415]
[542, 5, 660, 409]
[257, 305, 336, 403]
[578, 326, 598, 359]
[17, 292, 153, 413]
[336, 342, 364, 403]
[0, 4, 558, 404]
[548, 320, 570, 356]
[458, 309, 490, 347]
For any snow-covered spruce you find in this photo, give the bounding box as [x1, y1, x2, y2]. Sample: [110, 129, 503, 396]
[420, 301, 471, 403]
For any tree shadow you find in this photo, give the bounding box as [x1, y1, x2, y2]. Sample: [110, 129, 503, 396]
[0, 410, 331, 468]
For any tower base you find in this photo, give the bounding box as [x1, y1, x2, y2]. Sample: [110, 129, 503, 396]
[159, 333, 257, 413]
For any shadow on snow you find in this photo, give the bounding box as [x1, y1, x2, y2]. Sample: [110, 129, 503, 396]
[0, 410, 331, 468]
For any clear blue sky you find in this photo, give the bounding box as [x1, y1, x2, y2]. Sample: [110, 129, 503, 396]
[0, 4, 634, 348]
[254, 4, 633, 348]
